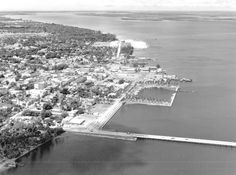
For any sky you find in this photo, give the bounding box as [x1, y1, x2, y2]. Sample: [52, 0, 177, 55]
[0, 0, 236, 11]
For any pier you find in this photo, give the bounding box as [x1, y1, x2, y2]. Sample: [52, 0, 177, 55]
[66, 129, 236, 148]
[68, 129, 137, 141]
[97, 100, 124, 129]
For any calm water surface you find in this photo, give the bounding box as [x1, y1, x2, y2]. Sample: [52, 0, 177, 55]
[5, 12, 236, 175]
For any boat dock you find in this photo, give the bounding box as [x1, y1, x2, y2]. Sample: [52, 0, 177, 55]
[66, 129, 236, 148]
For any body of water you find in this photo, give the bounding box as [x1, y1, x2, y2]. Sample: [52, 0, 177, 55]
[5, 12, 236, 175]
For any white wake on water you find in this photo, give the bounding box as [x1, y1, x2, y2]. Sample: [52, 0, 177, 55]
[110, 39, 148, 49]
[125, 39, 148, 49]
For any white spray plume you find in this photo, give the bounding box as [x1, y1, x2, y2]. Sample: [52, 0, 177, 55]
[125, 39, 148, 49]
[110, 40, 148, 49]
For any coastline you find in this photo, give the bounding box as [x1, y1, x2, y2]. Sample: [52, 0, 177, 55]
[1, 11, 236, 175]
[0, 15, 113, 172]
[0, 14, 190, 174]
[0, 133, 64, 172]
[4, 14, 149, 50]
[0, 14, 130, 172]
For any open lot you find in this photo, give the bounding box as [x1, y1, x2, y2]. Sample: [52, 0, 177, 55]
[90, 103, 112, 114]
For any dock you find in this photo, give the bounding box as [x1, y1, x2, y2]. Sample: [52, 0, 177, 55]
[66, 129, 236, 148]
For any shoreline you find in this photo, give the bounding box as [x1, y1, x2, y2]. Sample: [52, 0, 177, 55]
[0, 14, 165, 172]
[3, 14, 149, 50]
[0, 14, 183, 173]
[0, 14, 118, 172]
[0, 132, 64, 172]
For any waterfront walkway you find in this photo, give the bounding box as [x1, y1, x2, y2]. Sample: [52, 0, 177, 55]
[98, 100, 124, 129]
[67, 129, 236, 148]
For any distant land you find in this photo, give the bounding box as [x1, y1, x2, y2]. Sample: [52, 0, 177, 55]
[2, 11, 236, 22]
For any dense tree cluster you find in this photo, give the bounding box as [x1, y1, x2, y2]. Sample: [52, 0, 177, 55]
[0, 121, 61, 159]
[0, 17, 117, 72]
[22, 110, 40, 117]
[41, 110, 52, 119]
[84, 46, 116, 63]
[52, 63, 69, 70]
[43, 103, 53, 110]
[0, 108, 12, 123]
[120, 43, 134, 57]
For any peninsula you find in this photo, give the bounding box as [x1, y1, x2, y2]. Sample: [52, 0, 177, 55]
[0, 15, 180, 171]
[1, 15, 228, 173]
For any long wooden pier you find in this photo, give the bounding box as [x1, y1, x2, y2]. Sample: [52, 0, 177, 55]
[67, 129, 236, 148]
[135, 133, 236, 147]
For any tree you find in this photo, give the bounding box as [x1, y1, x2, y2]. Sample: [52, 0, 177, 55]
[118, 79, 125, 84]
[41, 110, 52, 119]
[22, 110, 40, 117]
[156, 64, 161, 69]
[61, 102, 72, 111]
[51, 95, 59, 106]
[25, 83, 34, 90]
[15, 73, 21, 81]
[8, 82, 17, 89]
[60, 88, 70, 95]
[45, 52, 57, 59]
[61, 111, 68, 118]
[76, 108, 84, 114]
[43, 103, 53, 110]
[69, 98, 81, 110]
[53, 63, 68, 70]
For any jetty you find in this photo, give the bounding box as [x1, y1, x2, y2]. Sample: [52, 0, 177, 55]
[66, 129, 236, 148]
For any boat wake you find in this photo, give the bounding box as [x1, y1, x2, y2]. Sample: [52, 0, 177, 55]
[110, 39, 148, 49]
[125, 39, 148, 49]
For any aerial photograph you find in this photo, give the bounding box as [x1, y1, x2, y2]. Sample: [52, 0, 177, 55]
[0, 0, 236, 174]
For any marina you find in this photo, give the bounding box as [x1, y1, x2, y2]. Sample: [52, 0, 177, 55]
[63, 83, 236, 149]
[125, 85, 179, 107]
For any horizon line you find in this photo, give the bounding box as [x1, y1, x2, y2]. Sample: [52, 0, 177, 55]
[1, 10, 236, 12]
